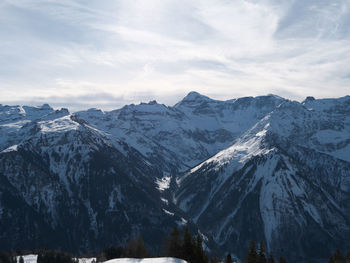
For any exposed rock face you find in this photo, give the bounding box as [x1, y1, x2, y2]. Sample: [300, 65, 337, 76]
[1, 94, 350, 262]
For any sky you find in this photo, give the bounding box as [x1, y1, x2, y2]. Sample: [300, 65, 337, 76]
[0, 0, 350, 110]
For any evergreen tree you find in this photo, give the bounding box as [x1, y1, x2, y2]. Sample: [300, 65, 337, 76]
[210, 256, 220, 263]
[247, 240, 257, 263]
[346, 251, 350, 263]
[103, 246, 124, 260]
[225, 253, 233, 263]
[136, 236, 149, 258]
[278, 256, 287, 263]
[267, 253, 275, 263]
[167, 226, 182, 258]
[19, 256, 24, 263]
[182, 226, 195, 263]
[37, 252, 43, 263]
[329, 250, 345, 263]
[258, 242, 266, 263]
[37, 250, 73, 263]
[195, 234, 208, 263]
[124, 236, 149, 258]
[0, 253, 15, 263]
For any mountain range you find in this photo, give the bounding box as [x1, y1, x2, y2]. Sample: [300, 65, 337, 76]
[1, 92, 350, 262]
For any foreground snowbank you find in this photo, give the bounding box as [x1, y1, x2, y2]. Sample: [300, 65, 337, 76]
[17, 255, 37, 263]
[104, 258, 187, 263]
[17, 255, 186, 263]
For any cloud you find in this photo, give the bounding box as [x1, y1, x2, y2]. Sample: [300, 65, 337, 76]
[0, 0, 349, 110]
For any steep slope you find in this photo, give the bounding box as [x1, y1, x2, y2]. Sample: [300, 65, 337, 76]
[2, 94, 350, 261]
[175, 99, 350, 262]
[0, 111, 184, 253]
[0, 104, 57, 150]
[75, 92, 285, 173]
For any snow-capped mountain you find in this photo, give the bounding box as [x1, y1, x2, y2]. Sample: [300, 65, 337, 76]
[75, 92, 285, 173]
[175, 96, 350, 262]
[1, 93, 350, 262]
[0, 106, 185, 253]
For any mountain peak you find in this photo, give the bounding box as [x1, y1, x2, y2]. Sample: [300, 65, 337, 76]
[302, 96, 316, 104]
[40, 103, 53, 110]
[183, 91, 209, 101]
[175, 91, 212, 108]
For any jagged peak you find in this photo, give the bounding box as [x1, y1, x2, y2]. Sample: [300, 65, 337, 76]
[302, 96, 316, 104]
[40, 103, 53, 110]
[117, 100, 173, 116]
[175, 91, 212, 107]
[301, 95, 350, 114]
[184, 91, 209, 100]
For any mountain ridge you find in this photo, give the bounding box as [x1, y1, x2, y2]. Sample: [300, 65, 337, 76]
[1, 92, 350, 262]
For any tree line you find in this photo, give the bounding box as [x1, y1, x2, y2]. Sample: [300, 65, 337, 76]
[328, 249, 350, 263]
[242, 241, 286, 263]
[99, 226, 208, 263]
[243, 241, 350, 263]
[2, 230, 350, 263]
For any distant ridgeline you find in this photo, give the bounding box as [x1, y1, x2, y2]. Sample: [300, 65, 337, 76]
[1, 93, 350, 262]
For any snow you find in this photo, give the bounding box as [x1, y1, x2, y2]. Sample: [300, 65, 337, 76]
[15, 256, 185, 263]
[160, 197, 168, 205]
[188, 128, 274, 175]
[104, 258, 187, 263]
[2, 144, 18, 153]
[109, 186, 123, 210]
[258, 156, 288, 246]
[16, 255, 37, 263]
[163, 209, 174, 216]
[176, 218, 188, 226]
[39, 115, 79, 133]
[15, 255, 185, 263]
[77, 258, 97, 263]
[156, 176, 171, 191]
[70, 92, 284, 172]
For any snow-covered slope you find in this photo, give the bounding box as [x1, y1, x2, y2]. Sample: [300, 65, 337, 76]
[0, 104, 57, 151]
[75, 92, 285, 173]
[176, 97, 350, 262]
[15, 256, 185, 263]
[104, 258, 187, 263]
[0, 109, 184, 253]
[1, 93, 350, 262]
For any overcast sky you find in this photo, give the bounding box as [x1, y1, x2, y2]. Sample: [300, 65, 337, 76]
[1, 0, 350, 110]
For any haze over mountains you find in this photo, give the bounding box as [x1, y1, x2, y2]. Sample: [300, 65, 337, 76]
[1, 92, 350, 262]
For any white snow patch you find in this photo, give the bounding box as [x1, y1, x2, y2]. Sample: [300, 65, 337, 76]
[39, 115, 79, 133]
[17, 255, 98, 263]
[156, 176, 171, 191]
[160, 197, 168, 205]
[176, 218, 188, 226]
[2, 144, 18, 153]
[77, 258, 97, 263]
[163, 209, 174, 216]
[104, 258, 187, 263]
[109, 186, 123, 210]
[16, 255, 37, 263]
[189, 132, 273, 176]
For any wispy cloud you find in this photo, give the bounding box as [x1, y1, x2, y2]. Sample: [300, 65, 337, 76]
[0, 0, 349, 110]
